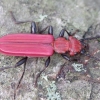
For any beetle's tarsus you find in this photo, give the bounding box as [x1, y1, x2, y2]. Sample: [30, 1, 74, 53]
[0, 66, 13, 71]
[56, 63, 66, 80]
[34, 67, 46, 87]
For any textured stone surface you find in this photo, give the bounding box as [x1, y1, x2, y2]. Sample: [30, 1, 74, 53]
[0, 0, 100, 100]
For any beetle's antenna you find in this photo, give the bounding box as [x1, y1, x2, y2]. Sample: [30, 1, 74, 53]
[83, 53, 100, 61]
[80, 35, 100, 41]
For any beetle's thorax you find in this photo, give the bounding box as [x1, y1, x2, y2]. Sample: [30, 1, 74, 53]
[53, 37, 69, 53]
[53, 36, 82, 56]
[68, 36, 82, 56]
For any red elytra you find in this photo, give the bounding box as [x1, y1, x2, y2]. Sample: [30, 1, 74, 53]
[0, 33, 82, 57]
[0, 34, 54, 57]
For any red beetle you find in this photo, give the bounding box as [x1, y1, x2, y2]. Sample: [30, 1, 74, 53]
[0, 22, 100, 80]
[0, 22, 100, 99]
[0, 22, 99, 61]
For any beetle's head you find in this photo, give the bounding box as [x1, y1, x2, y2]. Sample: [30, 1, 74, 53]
[80, 41, 89, 54]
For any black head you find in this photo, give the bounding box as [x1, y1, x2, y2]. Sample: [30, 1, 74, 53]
[80, 41, 89, 55]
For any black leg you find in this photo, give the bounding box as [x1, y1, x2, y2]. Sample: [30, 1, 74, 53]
[14, 57, 27, 100]
[59, 29, 65, 37]
[59, 29, 77, 37]
[48, 26, 53, 35]
[15, 57, 27, 67]
[39, 26, 53, 35]
[34, 25, 53, 87]
[34, 26, 53, 87]
[31, 22, 37, 33]
[61, 54, 80, 62]
[10, 11, 31, 24]
[31, 23, 53, 86]
[61, 54, 71, 61]
[0, 57, 27, 71]
[69, 29, 79, 36]
[34, 57, 50, 87]
[82, 25, 92, 39]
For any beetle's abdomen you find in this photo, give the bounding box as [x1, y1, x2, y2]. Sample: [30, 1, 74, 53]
[0, 34, 54, 57]
[53, 37, 69, 53]
[69, 36, 82, 56]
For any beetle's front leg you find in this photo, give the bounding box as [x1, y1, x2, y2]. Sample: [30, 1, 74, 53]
[59, 29, 79, 37]
[61, 54, 80, 62]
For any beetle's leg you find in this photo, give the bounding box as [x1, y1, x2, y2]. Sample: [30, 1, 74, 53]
[34, 57, 50, 87]
[31, 22, 37, 33]
[61, 54, 71, 61]
[45, 57, 51, 67]
[14, 58, 27, 100]
[0, 57, 27, 71]
[48, 26, 53, 35]
[39, 26, 53, 35]
[82, 25, 93, 39]
[69, 29, 80, 36]
[34, 26, 53, 87]
[14, 57, 27, 67]
[56, 63, 66, 80]
[10, 11, 31, 24]
[61, 54, 80, 61]
[59, 29, 75, 37]
[15, 57, 27, 88]
[59, 29, 65, 37]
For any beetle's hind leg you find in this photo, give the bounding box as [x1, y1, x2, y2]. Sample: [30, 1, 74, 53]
[10, 11, 32, 24]
[13, 57, 27, 100]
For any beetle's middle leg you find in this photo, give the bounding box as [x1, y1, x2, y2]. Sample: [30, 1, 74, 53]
[34, 26, 53, 87]
[39, 26, 53, 35]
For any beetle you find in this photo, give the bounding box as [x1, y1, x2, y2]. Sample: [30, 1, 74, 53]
[0, 22, 100, 83]
[0, 21, 100, 99]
